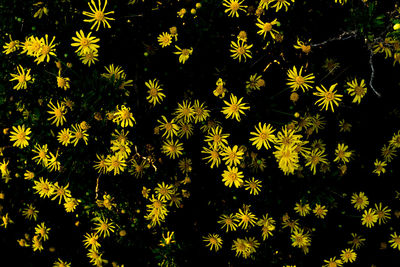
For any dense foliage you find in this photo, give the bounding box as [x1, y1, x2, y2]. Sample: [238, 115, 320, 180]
[1, 0, 400, 266]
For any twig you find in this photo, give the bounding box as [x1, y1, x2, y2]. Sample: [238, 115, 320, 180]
[311, 30, 357, 47]
[368, 50, 381, 98]
[95, 174, 101, 200]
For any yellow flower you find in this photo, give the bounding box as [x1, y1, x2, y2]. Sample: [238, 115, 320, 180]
[203, 233, 223, 252]
[231, 238, 252, 258]
[57, 72, 70, 90]
[323, 257, 343, 267]
[255, 18, 279, 39]
[83, 0, 115, 31]
[146, 79, 166, 105]
[221, 145, 243, 167]
[9, 65, 32, 90]
[221, 93, 250, 121]
[160, 231, 175, 247]
[105, 154, 126, 175]
[113, 105, 136, 127]
[2, 35, 20, 54]
[249, 122, 276, 150]
[346, 78, 367, 104]
[161, 139, 184, 159]
[221, 166, 244, 188]
[35, 222, 50, 241]
[22, 36, 42, 56]
[33, 2, 49, 19]
[222, 0, 247, 17]
[286, 66, 315, 92]
[291, 228, 310, 248]
[244, 177, 262, 195]
[9, 125, 31, 148]
[389, 232, 400, 251]
[47, 151, 61, 172]
[174, 100, 194, 123]
[334, 143, 352, 164]
[351, 192, 369, 210]
[204, 126, 230, 149]
[33, 177, 54, 198]
[157, 32, 172, 48]
[229, 40, 253, 62]
[273, 144, 299, 175]
[381, 144, 397, 162]
[294, 202, 311, 217]
[71, 123, 89, 146]
[173, 46, 193, 64]
[83, 232, 101, 250]
[234, 205, 257, 229]
[293, 38, 311, 54]
[347, 233, 365, 249]
[313, 204, 328, 219]
[304, 148, 328, 175]
[214, 78, 227, 98]
[245, 73, 265, 92]
[271, 0, 292, 12]
[374, 202, 391, 225]
[193, 100, 210, 123]
[71, 30, 100, 55]
[94, 154, 107, 174]
[80, 49, 99, 66]
[313, 83, 343, 112]
[155, 182, 175, 201]
[201, 144, 221, 168]
[50, 182, 72, 204]
[22, 204, 39, 221]
[373, 159, 386, 176]
[335, 0, 347, 5]
[64, 198, 80, 212]
[218, 213, 238, 232]
[32, 143, 49, 166]
[35, 34, 57, 64]
[157, 116, 179, 139]
[57, 128, 72, 146]
[47, 100, 67, 127]
[93, 216, 116, 238]
[361, 208, 378, 228]
[340, 248, 357, 263]
[53, 258, 71, 267]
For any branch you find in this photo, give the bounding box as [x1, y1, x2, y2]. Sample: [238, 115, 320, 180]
[368, 50, 381, 98]
[311, 30, 357, 47]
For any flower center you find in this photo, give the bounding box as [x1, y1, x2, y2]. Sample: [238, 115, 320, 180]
[182, 49, 190, 56]
[354, 86, 364, 96]
[263, 23, 272, 32]
[81, 38, 89, 47]
[228, 172, 237, 181]
[95, 11, 104, 21]
[165, 123, 172, 131]
[237, 47, 245, 55]
[153, 200, 162, 209]
[121, 109, 131, 120]
[325, 91, 335, 101]
[18, 75, 26, 83]
[149, 88, 158, 96]
[295, 76, 305, 85]
[41, 45, 50, 55]
[55, 109, 63, 118]
[230, 104, 239, 112]
[17, 132, 26, 140]
[230, 2, 239, 11]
